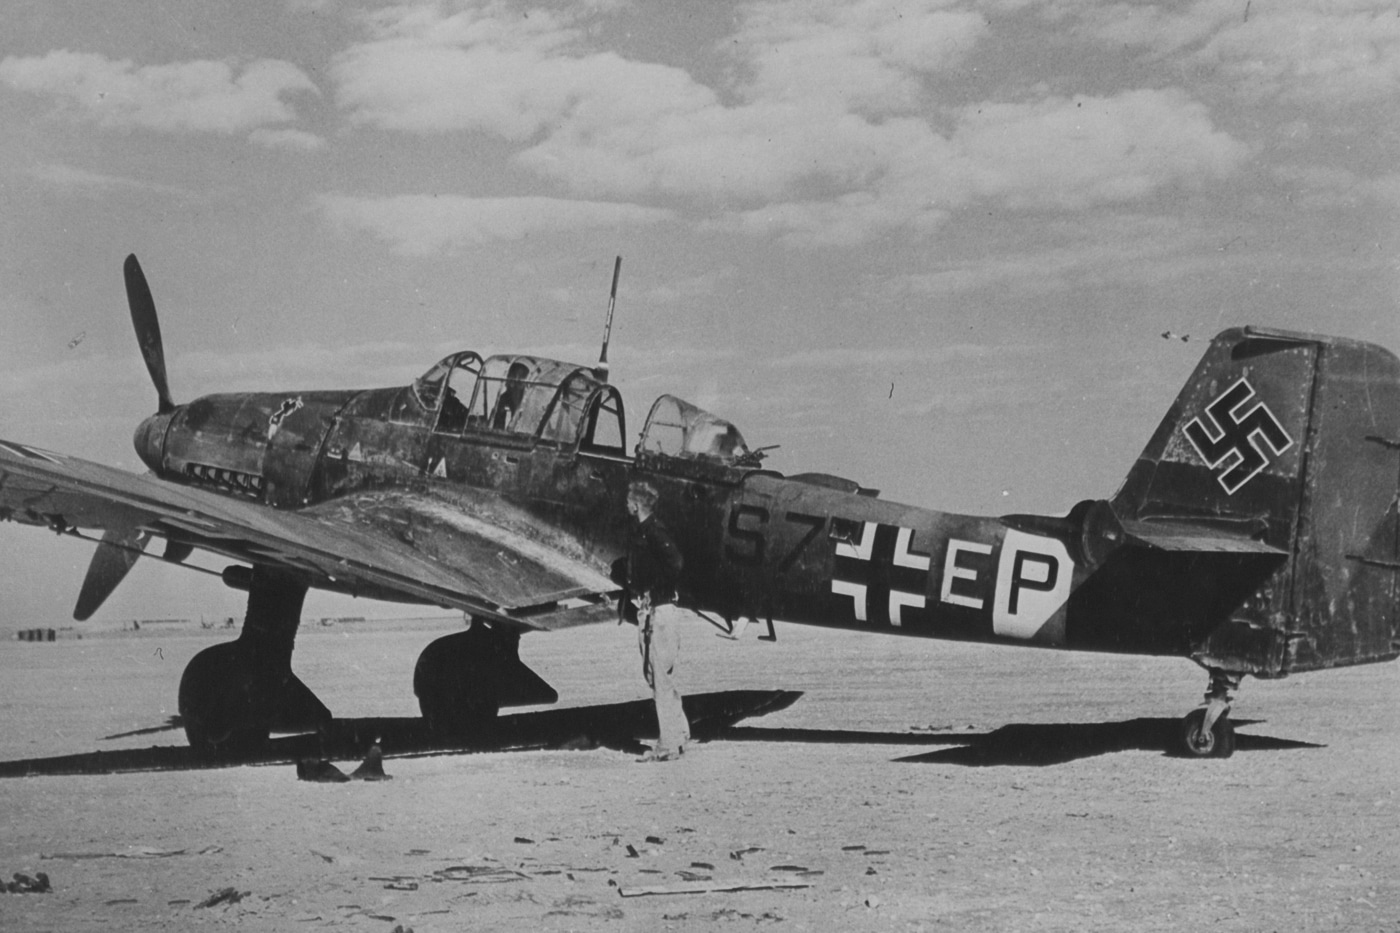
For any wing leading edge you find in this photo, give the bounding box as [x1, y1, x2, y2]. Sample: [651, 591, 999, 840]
[0, 439, 617, 631]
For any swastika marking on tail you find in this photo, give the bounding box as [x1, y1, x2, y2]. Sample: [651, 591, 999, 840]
[1183, 377, 1294, 495]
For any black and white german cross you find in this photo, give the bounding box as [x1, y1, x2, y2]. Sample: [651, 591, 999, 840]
[831, 520, 932, 627]
[1183, 377, 1294, 495]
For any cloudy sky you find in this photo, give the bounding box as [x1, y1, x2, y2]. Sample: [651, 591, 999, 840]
[1, 0, 1397, 624]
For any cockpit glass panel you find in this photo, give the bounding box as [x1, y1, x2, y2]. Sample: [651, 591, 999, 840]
[468, 357, 535, 431]
[434, 352, 482, 434]
[540, 373, 592, 444]
[465, 356, 599, 438]
[412, 358, 452, 411]
[639, 394, 751, 463]
[581, 388, 625, 454]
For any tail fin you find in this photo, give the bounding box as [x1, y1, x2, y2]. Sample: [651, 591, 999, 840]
[1110, 326, 1400, 675]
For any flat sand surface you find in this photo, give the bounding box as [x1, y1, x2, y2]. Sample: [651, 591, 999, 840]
[1, 616, 1397, 931]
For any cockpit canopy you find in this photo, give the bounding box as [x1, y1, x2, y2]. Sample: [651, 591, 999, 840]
[413, 352, 625, 455]
[638, 394, 752, 465]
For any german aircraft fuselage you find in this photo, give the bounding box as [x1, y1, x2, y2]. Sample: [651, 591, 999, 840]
[10, 254, 1395, 761]
[132, 352, 637, 604]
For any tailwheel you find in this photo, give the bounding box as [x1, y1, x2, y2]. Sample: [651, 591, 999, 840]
[1177, 668, 1241, 759]
[414, 617, 557, 742]
[1179, 707, 1236, 758]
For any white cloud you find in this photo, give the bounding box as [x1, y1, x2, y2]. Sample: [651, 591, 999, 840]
[730, 0, 986, 113]
[316, 193, 672, 254]
[642, 269, 735, 305]
[330, 2, 1247, 246]
[25, 162, 190, 197]
[333, 3, 702, 138]
[1196, 6, 1400, 104]
[1073, 0, 1400, 106]
[1070, 0, 1234, 57]
[888, 213, 1238, 297]
[770, 343, 1030, 369]
[249, 127, 325, 150]
[710, 89, 1246, 244]
[0, 50, 318, 134]
[711, 192, 951, 247]
[950, 90, 1249, 208]
[1270, 163, 1400, 210]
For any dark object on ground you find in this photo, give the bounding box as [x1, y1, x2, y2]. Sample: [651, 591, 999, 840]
[3, 872, 51, 893]
[0, 689, 801, 777]
[195, 887, 245, 908]
[349, 744, 391, 781]
[296, 758, 349, 782]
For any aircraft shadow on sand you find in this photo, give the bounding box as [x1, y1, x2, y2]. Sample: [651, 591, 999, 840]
[0, 689, 801, 778]
[720, 718, 1322, 767]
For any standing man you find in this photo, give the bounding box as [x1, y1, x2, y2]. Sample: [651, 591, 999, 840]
[624, 479, 691, 761]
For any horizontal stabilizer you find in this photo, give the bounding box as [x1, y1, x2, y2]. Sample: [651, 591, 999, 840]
[1118, 520, 1287, 556]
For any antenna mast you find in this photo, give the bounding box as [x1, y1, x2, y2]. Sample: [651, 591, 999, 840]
[596, 255, 622, 381]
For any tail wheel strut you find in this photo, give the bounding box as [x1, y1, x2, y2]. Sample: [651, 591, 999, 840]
[1179, 669, 1240, 759]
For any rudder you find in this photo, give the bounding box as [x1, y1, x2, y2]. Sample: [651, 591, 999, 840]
[1110, 326, 1400, 675]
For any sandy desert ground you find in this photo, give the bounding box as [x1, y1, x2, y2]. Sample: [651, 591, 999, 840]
[0, 614, 1397, 932]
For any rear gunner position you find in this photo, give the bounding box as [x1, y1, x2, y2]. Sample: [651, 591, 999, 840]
[629, 328, 1400, 757]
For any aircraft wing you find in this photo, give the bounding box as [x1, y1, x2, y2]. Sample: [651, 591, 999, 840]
[0, 439, 617, 631]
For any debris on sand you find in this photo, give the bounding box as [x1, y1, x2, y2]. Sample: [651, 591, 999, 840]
[297, 758, 350, 782]
[3, 872, 51, 894]
[433, 865, 529, 884]
[617, 878, 812, 897]
[349, 743, 391, 781]
[195, 887, 246, 909]
[41, 845, 221, 860]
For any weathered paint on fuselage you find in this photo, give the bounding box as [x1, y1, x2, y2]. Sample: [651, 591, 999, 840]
[137, 380, 637, 585]
[641, 327, 1400, 680]
[643, 456, 1282, 662]
[641, 455, 1089, 651]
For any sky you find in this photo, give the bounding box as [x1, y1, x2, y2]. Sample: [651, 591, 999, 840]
[0, 0, 1397, 626]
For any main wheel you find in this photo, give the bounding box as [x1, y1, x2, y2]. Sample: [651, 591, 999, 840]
[413, 626, 503, 742]
[178, 641, 273, 758]
[1179, 707, 1236, 759]
[178, 640, 330, 758]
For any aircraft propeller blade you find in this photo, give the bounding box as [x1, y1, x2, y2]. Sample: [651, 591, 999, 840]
[74, 526, 152, 621]
[124, 254, 175, 414]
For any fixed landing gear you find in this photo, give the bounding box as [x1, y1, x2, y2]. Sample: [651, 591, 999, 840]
[414, 617, 557, 742]
[1178, 669, 1240, 759]
[178, 566, 330, 757]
